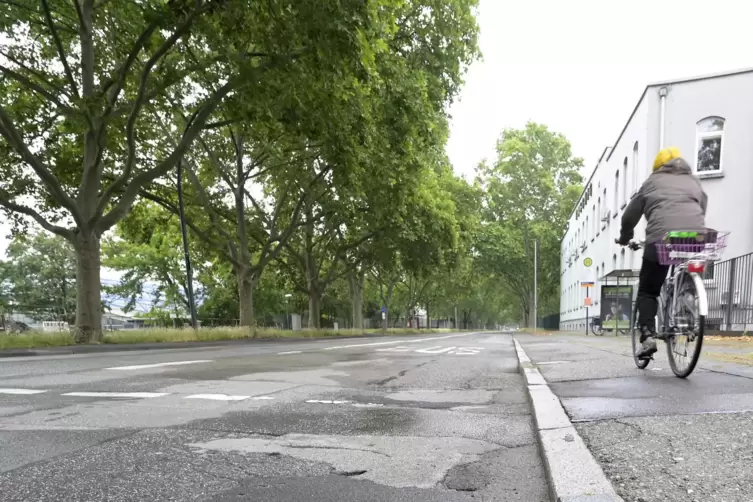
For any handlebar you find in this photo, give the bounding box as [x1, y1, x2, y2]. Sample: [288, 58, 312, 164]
[615, 238, 643, 251]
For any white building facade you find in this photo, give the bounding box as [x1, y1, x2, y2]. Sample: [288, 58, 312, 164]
[560, 68, 753, 331]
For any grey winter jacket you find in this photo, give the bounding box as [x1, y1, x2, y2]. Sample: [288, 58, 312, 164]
[620, 158, 708, 245]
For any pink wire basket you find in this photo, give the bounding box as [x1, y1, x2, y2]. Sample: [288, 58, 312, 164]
[655, 230, 729, 266]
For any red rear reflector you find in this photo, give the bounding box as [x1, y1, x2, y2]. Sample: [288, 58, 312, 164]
[688, 261, 705, 273]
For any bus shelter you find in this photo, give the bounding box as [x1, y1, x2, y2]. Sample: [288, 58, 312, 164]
[596, 269, 640, 335]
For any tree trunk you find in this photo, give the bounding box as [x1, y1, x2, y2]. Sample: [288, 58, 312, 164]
[236, 267, 256, 330]
[308, 289, 321, 329]
[73, 232, 102, 343]
[348, 270, 364, 331]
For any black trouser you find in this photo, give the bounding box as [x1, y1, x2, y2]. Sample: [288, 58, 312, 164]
[637, 243, 670, 335]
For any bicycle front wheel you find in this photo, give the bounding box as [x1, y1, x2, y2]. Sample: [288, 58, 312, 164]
[591, 324, 604, 336]
[666, 272, 705, 378]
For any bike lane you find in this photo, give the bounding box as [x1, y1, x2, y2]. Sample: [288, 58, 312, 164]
[515, 332, 753, 502]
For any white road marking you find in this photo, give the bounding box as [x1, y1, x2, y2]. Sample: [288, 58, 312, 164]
[185, 394, 250, 401]
[352, 403, 384, 408]
[447, 347, 485, 355]
[377, 345, 485, 355]
[105, 360, 212, 371]
[415, 346, 455, 354]
[305, 399, 351, 404]
[0, 388, 47, 395]
[375, 346, 415, 352]
[277, 351, 303, 355]
[537, 360, 570, 365]
[62, 392, 169, 398]
[250, 396, 275, 400]
[323, 333, 473, 351]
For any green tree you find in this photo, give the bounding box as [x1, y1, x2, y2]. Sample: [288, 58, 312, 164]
[101, 202, 198, 316]
[476, 122, 583, 327]
[0, 231, 76, 322]
[0, 0, 382, 341]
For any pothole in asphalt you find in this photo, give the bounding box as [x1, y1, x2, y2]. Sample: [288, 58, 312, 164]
[188, 433, 499, 489]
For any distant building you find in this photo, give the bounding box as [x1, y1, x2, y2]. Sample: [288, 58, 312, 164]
[560, 68, 753, 331]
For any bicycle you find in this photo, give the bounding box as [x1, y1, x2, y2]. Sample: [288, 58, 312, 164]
[590, 316, 604, 336]
[591, 316, 630, 336]
[617, 230, 729, 378]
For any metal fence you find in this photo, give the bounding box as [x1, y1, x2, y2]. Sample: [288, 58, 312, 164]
[703, 251, 753, 334]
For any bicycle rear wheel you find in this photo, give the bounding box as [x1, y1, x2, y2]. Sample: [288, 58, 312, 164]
[666, 272, 705, 378]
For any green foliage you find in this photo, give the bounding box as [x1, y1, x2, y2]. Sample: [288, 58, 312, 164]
[475, 122, 583, 325]
[0, 231, 76, 321]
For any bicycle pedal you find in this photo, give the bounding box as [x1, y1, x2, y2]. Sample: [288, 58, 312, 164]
[638, 355, 654, 361]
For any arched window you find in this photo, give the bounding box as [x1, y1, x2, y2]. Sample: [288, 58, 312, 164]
[622, 157, 628, 204]
[632, 142, 640, 194]
[585, 216, 589, 241]
[596, 198, 601, 235]
[612, 254, 617, 270]
[591, 205, 596, 237]
[614, 170, 619, 214]
[620, 249, 626, 269]
[696, 117, 725, 174]
[596, 266, 600, 304]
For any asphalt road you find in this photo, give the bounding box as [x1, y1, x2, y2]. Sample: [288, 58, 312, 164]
[516, 332, 753, 502]
[0, 332, 549, 502]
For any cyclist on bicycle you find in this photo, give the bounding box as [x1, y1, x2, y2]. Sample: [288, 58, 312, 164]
[617, 147, 708, 359]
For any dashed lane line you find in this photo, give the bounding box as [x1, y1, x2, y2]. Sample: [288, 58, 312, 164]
[105, 360, 213, 370]
[2, 389, 277, 401]
[277, 351, 303, 355]
[185, 394, 275, 402]
[0, 388, 47, 395]
[62, 392, 169, 398]
[322, 332, 475, 351]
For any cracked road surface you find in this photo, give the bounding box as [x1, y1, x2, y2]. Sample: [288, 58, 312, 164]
[516, 332, 753, 502]
[0, 332, 549, 501]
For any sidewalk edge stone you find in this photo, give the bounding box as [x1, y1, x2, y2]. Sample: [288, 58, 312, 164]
[513, 337, 624, 502]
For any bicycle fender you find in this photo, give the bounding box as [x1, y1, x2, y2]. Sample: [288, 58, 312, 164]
[689, 272, 708, 316]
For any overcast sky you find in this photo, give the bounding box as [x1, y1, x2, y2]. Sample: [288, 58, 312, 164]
[447, 0, 753, 179]
[2, 0, 753, 266]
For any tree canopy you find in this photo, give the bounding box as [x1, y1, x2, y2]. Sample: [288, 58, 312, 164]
[0, 2, 583, 338]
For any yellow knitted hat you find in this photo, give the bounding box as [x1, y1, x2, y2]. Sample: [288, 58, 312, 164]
[653, 146, 682, 171]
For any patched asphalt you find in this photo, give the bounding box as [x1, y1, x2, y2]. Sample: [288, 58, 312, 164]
[0, 332, 549, 501]
[516, 332, 753, 502]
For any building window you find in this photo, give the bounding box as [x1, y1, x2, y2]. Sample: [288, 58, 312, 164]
[612, 254, 617, 270]
[597, 197, 601, 234]
[622, 157, 628, 204]
[591, 205, 596, 237]
[632, 142, 640, 194]
[613, 170, 619, 214]
[695, 117, 725, 175]
[620, 249, 625, 269]
[602, 188, 608, 225]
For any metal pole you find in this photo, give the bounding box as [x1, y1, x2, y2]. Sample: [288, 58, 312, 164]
[585, 287, 589, 335]
[455, 305, 458, 331]
[534, 240, 538, 330]
[177, 158, 198, 330]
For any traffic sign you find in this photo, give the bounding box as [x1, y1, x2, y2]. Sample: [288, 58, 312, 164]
[583, 257, 593, 268]
[581, 281, 594, 288]
[584, 297, 593, 306]
[381, 307, 386, 313]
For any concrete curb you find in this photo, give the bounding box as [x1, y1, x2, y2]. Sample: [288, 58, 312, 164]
[513, 337, 623, 502]
[0, 331, 429, 358]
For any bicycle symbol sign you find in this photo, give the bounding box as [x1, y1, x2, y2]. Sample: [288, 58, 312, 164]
[583, 257, 593, 267]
